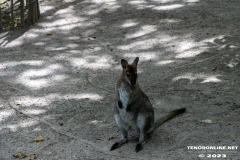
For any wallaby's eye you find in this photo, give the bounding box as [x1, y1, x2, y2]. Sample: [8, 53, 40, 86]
[126, 73, 131, 77]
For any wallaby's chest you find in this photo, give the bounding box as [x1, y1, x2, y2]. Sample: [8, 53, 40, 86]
[116, 83, 137, 130]
[118, 83, 131, 108]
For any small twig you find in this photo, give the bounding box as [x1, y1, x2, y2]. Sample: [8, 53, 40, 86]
[28, 141, 58, 156]
[8, 101, 144, 159]
[146, 92, 165, 94]
[168, 89, 200, 92]
[86, 73, 114, 93]
[165, 145, 186, 152]
[9, 101, 78, 140]
[8, 102, 105, 149]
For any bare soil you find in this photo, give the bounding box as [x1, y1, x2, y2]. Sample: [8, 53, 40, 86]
[0, 0, 240, 159]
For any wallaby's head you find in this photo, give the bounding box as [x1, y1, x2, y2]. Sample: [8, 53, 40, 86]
[121, 57, 139, 86]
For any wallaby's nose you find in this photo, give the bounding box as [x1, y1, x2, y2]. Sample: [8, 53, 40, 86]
[131, 80, 136, 85]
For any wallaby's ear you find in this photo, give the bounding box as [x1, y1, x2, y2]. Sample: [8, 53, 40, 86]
[121, 59, 128, 69]
[132, 57, 139, 67]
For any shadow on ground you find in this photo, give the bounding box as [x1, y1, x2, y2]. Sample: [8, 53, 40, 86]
[0, 0, 240, 159]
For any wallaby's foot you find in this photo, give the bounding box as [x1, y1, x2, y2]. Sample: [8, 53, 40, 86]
[110, 142, 120, 151]
[135, 143, 143, 152]
[110, 139, 128, 151]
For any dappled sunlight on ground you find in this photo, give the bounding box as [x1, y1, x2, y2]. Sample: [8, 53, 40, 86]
[12, 93, 103, 107]
[125, 25, 157, 39]
[123, 52, 157, 61]
[69, 55, 113, 70]
[0, 108, 15, 122]
[173, 73, 222, 83]
[16, 64, 67, 90]
[152, 4, 184, 11]
[156, 59, 176, 65]
[1, 118, 39, 132]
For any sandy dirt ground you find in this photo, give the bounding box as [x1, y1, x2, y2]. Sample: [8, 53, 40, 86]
[0, 0, 240, 159]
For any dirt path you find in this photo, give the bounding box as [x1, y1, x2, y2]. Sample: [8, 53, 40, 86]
[0, 0, 240, 159]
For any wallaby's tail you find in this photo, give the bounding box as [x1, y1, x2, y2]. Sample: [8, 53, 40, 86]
[147, 108, 186, 134]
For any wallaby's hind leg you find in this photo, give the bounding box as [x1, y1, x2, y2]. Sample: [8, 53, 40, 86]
[135, 115, 148, 152]
[110, 129, 128, 151]
[135, 128, 146, 152]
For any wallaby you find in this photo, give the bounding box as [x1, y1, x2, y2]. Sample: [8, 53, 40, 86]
[110, 57, 186, 152]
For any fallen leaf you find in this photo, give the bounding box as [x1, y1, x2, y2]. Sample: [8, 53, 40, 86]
[13, 151, 27, 158]
[32, 136, 44, 142]
[46, 32, 52, 36]
[108, 134, 117, 140]
[28, 154, 37, 160]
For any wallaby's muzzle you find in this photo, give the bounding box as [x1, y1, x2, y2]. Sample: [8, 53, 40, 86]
[130, 80, 137, 86]
[127, 74, 137, 86]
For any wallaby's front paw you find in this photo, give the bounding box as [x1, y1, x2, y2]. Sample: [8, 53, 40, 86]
[126, 105, 131, 112]
[135, 143, 143, 152]
[118, 100, 123, 109]
[110, 142, 120, 151]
